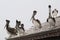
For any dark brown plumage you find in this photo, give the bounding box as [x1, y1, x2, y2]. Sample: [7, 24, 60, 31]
[5, 20, 18, 35]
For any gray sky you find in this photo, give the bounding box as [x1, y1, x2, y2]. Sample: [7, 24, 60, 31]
[0, 0, 60, 40]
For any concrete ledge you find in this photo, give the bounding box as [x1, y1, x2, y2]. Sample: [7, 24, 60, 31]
[7, 28, 60, 40]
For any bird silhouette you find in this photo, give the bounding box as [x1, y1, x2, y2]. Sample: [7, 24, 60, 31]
[15, 20, 25, 35]
[52, 9, 58, 18]
[5, 20, 18, 38]
[47, 5, 56, 29]
[31, 10, 42, 30]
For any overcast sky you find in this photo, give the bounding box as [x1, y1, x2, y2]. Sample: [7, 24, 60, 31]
[0, 0, 60, 40]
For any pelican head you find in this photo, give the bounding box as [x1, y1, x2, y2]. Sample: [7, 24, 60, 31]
[16, 20, 19, 23]
[4, 20, 10, 28]
[33, 10, 37, 16]
[48, 5, 51, 8]
[21, 24, 24, 28]
[21, 24, 25, 31]
[52, 9, 58, 17]
[55, 9, 58, 13]
[52, 9, 58, 13]
[6, 20, 10, 23]
[30, 10, 37, 20]
[18, 21, 21, 26]
[16, 20, 21, 26]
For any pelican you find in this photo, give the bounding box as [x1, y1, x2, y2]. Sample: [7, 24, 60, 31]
[15, 20, 21, 31]
[5, 20, 18, 38]
[20, 24, 25, 31]
[31, 10, 42, 30]
[52, 9, 58, 18]
[47, 5, 56, 29]
[15, 20, 25, 35]
[18, 23, 25, 34]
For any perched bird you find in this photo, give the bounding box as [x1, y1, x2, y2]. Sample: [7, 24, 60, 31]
[15, 20, 21, 35]
[15, 20, 21, 30]
[20, 24, 25, 32]
[18, 23, 25, 35]
[5, 20, 18, 38]
[52, 9, 58, 18]
[15, 20, 25, 35]
[31, 10, 42, 30]
[47, 5, 56, 28]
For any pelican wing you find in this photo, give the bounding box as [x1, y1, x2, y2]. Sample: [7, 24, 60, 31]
[47, 17, 56, 23]
[36, 19, 41, 25]
[8, 27, 17, 35]
[52, 18, 56, 23]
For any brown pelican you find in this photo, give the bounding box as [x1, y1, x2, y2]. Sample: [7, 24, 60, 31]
[20, 24, 25, 32]
[31, 10, 42, 30]
[5, 20, 18, 38]
[47, 5, 56, 28]
[18, 23, 25, 35]
[52, 9, 58, 18]
[15, 20, 21, 30]
[15, 20, 25, 35]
